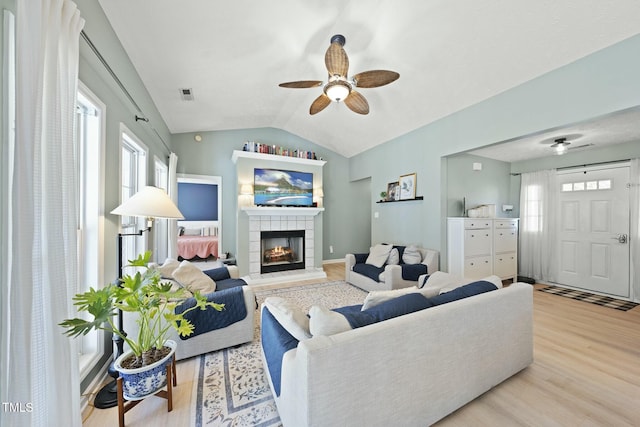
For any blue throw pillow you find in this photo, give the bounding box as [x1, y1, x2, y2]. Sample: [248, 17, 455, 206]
[429, 280, 498, 306]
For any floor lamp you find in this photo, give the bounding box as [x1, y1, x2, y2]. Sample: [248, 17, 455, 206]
[94, 186, 184, 409]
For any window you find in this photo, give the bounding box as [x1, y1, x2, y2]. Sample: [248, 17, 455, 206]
[560, 179, 612, 192]
[522, 184, 543, 232]
[76, 82, 105, 378]
[119, 125, 148, 267]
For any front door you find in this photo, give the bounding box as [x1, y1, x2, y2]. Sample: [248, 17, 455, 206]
[556, 165, 630, 297]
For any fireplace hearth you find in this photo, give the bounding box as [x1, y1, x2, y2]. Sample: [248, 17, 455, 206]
[260, 230, 305, 274]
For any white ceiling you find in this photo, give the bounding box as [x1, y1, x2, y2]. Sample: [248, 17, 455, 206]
[97, 0, 640, 159]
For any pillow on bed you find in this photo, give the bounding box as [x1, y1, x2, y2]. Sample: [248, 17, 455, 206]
[172, 260, 216, 294]
[183, 228, 202, 236]
[264, 297, 311, 341]
[308, 305, 352, 336]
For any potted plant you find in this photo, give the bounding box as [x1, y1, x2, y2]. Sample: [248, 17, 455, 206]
[60, 251, 223, 399]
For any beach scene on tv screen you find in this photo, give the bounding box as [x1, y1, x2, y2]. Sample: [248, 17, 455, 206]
[254, 168, 313, 206]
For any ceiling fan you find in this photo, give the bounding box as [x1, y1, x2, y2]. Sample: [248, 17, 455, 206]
[279, 34, 400, 115]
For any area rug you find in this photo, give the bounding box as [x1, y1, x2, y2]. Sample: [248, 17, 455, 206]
[538, 285, 639, 311]
[190, 281, 367, 426]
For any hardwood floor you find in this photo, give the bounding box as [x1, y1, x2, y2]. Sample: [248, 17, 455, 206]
[83, 263, 640, 426]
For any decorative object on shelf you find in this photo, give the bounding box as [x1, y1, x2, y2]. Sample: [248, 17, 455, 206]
[399, 173, 417, 200]
[386, 181, 399, 201]
[242, 140, 321, 160]
[278, 34, 400, 115]
[379, 191, 387, 202]
[375, 196, 423, 204]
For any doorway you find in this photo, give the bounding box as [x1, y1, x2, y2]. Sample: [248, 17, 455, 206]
[555, 164, 630, 297]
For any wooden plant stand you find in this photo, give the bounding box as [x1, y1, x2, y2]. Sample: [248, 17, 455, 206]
[116, 354, 177, 427]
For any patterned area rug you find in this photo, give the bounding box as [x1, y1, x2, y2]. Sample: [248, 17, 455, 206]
[538, 285, 639, 311]
[190, 281, 367, 426]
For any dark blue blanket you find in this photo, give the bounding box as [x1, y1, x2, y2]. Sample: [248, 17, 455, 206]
[401, 264, 428, 281]
[261, 307, 298, 397]
[175, 285, 247, 340]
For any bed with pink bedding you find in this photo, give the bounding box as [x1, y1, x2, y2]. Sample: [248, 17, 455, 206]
[178, 235, 219, 259]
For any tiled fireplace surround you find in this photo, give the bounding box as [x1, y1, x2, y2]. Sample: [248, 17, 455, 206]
[243, 209, 326, 285]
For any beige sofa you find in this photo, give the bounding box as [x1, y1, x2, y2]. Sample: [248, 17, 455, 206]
[261, 282, 533, 426]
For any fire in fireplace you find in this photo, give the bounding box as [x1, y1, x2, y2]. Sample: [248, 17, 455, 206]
[260, 230, 305, 274]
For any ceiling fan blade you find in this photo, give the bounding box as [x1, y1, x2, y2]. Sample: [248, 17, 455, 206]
[279, 80, 323, 89]
[325, 42, 349, 77]
[344, 91, 369, 115]
[310, 94, 331, 115]
[352, 70, 400, 88]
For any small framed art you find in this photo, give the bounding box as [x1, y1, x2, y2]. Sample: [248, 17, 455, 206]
[399, 173, 416, 200]
[386, 181, 399, 201]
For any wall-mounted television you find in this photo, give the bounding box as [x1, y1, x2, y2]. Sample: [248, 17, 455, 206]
[254, 168, 313, 207]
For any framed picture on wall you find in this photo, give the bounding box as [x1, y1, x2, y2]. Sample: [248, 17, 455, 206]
[399, 173, 417, 200]
[386, 181, 399, 201]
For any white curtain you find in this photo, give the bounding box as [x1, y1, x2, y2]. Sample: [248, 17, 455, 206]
[630, 159, 640, 302]
[518, 169, 558, 282]
[167, 152, 179, 259]
[2, 1, 84, 426]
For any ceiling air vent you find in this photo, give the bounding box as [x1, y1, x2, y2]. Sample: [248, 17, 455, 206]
[179, 88, 194, 101]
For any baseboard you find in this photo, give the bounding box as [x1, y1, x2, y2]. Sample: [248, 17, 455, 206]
[322, 258, 344, 264]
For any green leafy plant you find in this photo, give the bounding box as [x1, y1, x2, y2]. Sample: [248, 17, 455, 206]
[60, 251, 224, 367]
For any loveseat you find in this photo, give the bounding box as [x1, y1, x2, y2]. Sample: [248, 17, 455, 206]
[345, 244, 439, 291]
[260, 280, 533, 426]
[124, 261, 255, 361]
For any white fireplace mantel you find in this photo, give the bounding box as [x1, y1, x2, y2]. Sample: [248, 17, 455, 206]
[241, 207, 324, 217]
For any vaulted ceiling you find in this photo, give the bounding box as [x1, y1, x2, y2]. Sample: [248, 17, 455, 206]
[98, 0, 640, 158]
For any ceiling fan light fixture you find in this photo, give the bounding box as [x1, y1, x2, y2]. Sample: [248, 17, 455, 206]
[551, 137, 570, 155]
[324, 80, 351, 102]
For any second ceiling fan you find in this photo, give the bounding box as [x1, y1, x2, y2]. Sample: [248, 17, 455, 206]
[279, 34, 399, 115]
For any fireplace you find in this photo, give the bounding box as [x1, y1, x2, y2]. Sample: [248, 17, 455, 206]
[260, 230, 305, 274]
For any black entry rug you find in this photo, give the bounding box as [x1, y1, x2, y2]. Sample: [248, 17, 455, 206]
[538, 285, 639, 311]
[190, 281, 367, 426]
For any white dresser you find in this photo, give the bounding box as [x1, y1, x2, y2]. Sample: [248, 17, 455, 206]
[447, 218, 519, 281]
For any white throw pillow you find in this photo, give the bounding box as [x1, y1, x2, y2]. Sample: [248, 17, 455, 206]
[172, 260, 216, 294]
[361, 286, 419, 310]
[402, 245, 422, 265]
[366, 244, 393, 268]
[158, 258, 180, 279]
[264, 297, 311, 341]
[309, 306, 351, 336]
[387, 247, 400, 265]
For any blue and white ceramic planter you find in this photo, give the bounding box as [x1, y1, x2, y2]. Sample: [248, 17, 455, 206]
[115, 340, 176, 401]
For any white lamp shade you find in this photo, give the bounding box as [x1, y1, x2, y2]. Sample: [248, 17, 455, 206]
[111, 186, 184, 219]
[314, 188, 324, 198]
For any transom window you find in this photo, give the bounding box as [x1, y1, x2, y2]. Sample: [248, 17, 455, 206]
[561, 179, 611, 192]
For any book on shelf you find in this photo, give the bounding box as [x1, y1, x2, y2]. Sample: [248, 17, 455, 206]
[242, 141, 319, 160]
